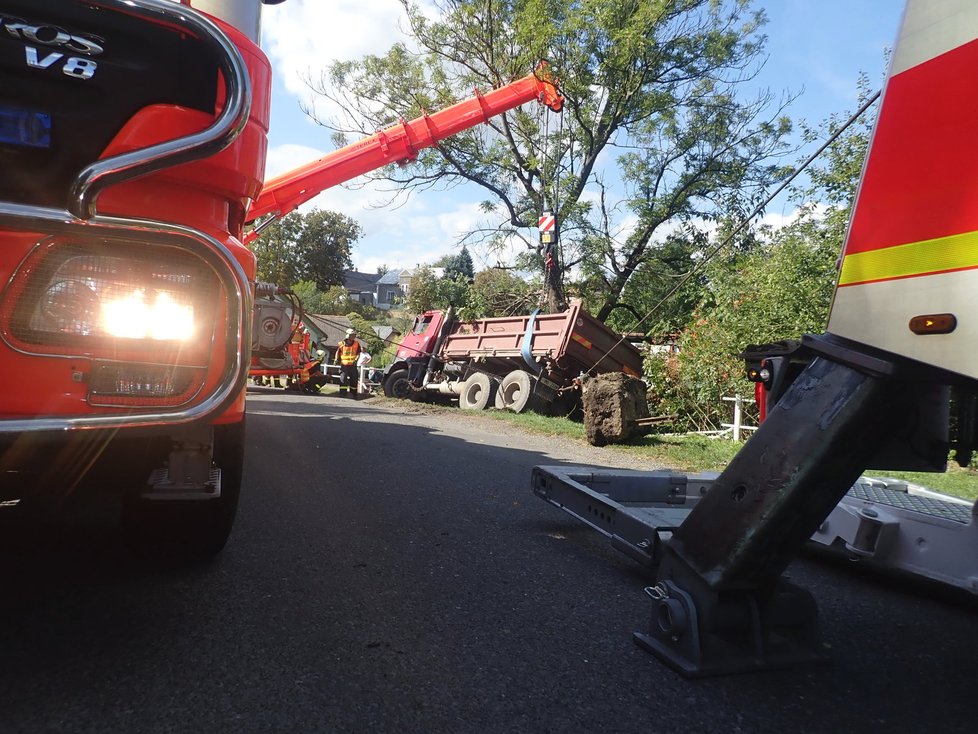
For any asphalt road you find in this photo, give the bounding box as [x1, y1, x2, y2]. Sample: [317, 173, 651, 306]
[1, 389, 976, 733]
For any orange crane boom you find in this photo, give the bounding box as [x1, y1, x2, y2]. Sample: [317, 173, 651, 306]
[245, 65, 562, 239]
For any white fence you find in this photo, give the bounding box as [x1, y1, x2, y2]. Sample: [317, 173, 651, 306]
[720, 394, 758, 440]
[671, 394, 758, 441]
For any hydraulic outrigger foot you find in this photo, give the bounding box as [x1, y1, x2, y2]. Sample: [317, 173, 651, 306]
[535, 339, 936, 676]
[634, 577, 826, 677]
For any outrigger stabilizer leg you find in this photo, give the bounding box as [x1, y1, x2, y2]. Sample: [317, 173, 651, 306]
[637, 337, 915, 676]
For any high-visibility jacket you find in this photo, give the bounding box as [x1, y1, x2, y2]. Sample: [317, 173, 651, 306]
[337, 338, 361, 366]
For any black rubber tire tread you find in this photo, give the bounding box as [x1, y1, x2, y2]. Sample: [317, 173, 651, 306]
[495, 370, 534, 413]
[459, 373, 495, 410]
[383, 368, 413, 399]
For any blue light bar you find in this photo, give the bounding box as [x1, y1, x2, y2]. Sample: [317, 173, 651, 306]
[0, 105, 52, 148]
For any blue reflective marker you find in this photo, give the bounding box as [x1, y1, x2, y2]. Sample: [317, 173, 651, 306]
[0, 105, 52, 148]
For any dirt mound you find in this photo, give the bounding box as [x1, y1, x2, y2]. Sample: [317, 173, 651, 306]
[582, 373, 650, 446]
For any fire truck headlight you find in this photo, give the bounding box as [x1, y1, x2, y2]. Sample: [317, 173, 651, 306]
[40, 279, 101, 336]
[99, 288, 196, 340]
[4, 244, 218, 349]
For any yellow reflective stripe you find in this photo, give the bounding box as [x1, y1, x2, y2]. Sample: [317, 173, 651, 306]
[570, 332, 592, 349]
[839, 230, 978, 286]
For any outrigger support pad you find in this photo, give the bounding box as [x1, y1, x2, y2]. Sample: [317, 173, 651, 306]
[634, 577, 828, 678]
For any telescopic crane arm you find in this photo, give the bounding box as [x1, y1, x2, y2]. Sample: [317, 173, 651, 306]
[244, 64, 563, 242]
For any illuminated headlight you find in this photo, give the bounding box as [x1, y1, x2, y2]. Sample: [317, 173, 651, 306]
[99, 288, 195, 340]
[5, 244, 218, 349]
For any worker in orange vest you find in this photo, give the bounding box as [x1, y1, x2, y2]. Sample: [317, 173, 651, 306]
[336, 328, 362, 397]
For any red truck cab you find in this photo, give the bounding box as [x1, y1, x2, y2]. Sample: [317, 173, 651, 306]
[395, 311, 445, 362]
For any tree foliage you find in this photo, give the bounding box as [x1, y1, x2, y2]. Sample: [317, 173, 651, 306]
[467, 267, 535, 317]
[403, 264, 472, 313]
[404, 263, 535, 319]
[312, 0, 792, 315]
[647, 86, 878, 430]
[292, 281, 371, 317]
[442, 245, 475, 281]
[252, 209, 360, 289]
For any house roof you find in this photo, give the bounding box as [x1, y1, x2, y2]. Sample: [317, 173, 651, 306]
[304, 314, 354, 347]
[343, 269, 404, 291]
[342, 271, 381, 292]
[304, 314, 400, 350]
[373, 325, 401, 342]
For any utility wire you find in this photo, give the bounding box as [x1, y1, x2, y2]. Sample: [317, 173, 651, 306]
[584, 89, 882, 376]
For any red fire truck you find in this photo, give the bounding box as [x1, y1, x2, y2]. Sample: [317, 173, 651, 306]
[0, 0, 280, 558]
[0, 0, 563, 559]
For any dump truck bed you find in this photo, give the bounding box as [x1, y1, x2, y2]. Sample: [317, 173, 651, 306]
[440, 300, 643, 378]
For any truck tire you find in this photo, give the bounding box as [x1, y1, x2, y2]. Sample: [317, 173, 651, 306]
[384, 368, 413, 399]
[495, 370, 535, 413]
[459, 373, 495, 410]
[121, 420, 244, 562]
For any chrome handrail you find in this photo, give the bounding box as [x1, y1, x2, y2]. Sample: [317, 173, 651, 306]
[68, 0, 253, 219]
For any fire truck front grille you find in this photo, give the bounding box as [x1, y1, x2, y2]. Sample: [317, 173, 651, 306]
[0, 0, 219, 208]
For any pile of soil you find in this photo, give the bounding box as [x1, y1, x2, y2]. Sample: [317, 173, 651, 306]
[581, 373, 650, 446]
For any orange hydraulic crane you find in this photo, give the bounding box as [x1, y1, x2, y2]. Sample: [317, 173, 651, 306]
[244, 65, 563, 242]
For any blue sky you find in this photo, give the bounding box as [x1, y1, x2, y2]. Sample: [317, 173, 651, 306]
[260, 0, 907, 274]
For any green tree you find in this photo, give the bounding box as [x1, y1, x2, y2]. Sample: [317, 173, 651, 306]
[606, 228, 708, 338]
[443, 246, 475, 281]
[291, 280, 330, 314]
[648, 84, 878, 430]
[251, 211, 302, 286]
[252, 209, 360, 289]
[467, 267, 534, 317]
[314, 0, 791, 315]
[321, 285, 356, 314]
[403, 265, 472, 314]
[403, 266, 439, 314]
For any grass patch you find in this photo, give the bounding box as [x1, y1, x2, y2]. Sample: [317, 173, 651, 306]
[611, 433, 743, 472]
[478, 409, 586, 439]
[376, 396, 978, 502]
[484, 407, 977, 501]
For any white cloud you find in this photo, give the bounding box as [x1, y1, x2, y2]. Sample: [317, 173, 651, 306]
[260, 1, 504, 274]
[264, 142, 325, 179]
[261, 0, 409, 99]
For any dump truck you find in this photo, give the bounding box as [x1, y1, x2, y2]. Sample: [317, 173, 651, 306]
[383, 299, 644, 413]
[532, 0, 978, 677]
